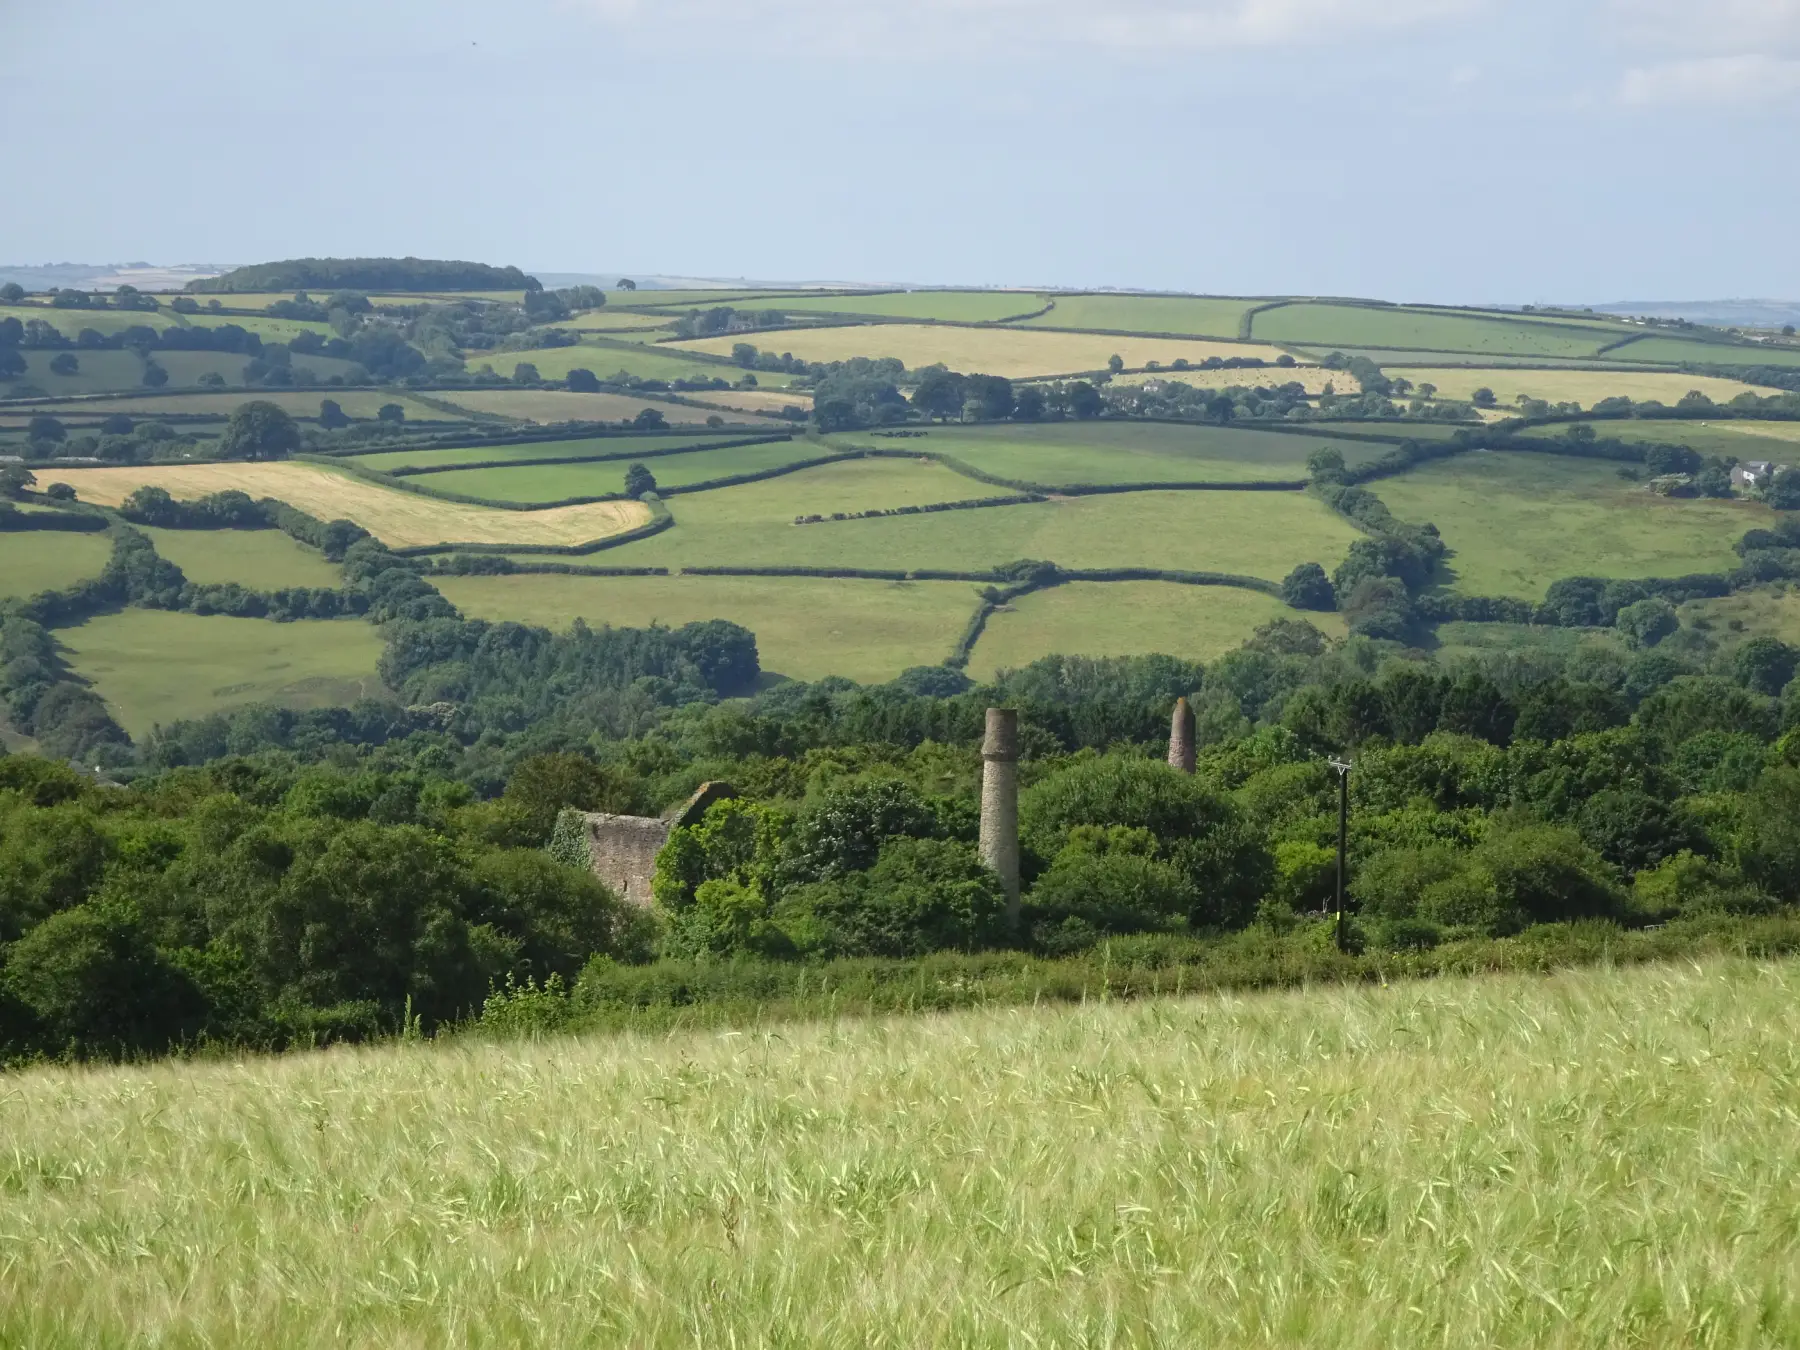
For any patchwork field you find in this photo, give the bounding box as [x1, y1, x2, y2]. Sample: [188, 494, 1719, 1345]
[671, 325, 1290, 379]
[58, 610, 386, 735]
[1019, 294, 1264, 338]
[0, 529, 114, 598]
[1401, 368, 1777, 408]
[439, 573, 981, 682]
[1378, 451, 1768, 598]
[967, 581, 1344, 679]
[844, 422, 1387, 486]
[1251, 303, 1628, 358]
[42, 463, 655, 548]
[429, 390, 735, 425]
[138, 526, 343, 588]
[603, 478, 1363, 578]
[8, 957, 1797, 1346]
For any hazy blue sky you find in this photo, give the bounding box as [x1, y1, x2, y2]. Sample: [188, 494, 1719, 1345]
[5, 0, 1797, 301]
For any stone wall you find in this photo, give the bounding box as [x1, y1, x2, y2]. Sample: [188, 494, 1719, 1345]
[579, 781, 738, 908]
[580, 814, 676, 909]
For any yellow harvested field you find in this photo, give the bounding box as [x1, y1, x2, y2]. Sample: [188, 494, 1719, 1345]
[44, 463, 653, 549]
[1705, 420, 1800, 445]
[1111, 366, 1356, 395]
[1400, 368, 1780, 408]
[670, 325, 1290, 379]
[431, 390, 726, 425]
[684, 388, 813, 415]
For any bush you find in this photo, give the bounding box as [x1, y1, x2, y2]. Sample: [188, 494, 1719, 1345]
[773, 838, 1008, 958]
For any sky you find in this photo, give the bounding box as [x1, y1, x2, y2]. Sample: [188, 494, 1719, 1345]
[3, 0, 1798, 303]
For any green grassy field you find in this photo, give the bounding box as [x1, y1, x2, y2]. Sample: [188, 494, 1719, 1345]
[179, 311, 332, 341]
[467, 344, 793, 387]
[5, 349, 155, 396]
[968, 581, 1343, 678]
[846, 422, 1387, 486]
[1430, 621, 1631, 663]
[1607, 336, 1800, 368]
[1679, 586, 1800, 652]
[439, 573, 980, 681]
[350, 432, 775, 473]
[408, 440, 829, 500]
[617, 288, 808, 309]
[1377, 451, 1768, 598]
[9, 390, 450, 421]
[6, 956, 1797, 1347]
[0, 303, 187, 339]
[0, 529, 115, 598]
[561, 310, 679, 332]
[605, 475, 1362, 578]
[57, 610, 386, 735]
[154, 350, 358, 387]
[1019, 293, 1264, 338]
[1251, 303, 1624, 357]
[138, 526, 343, 589]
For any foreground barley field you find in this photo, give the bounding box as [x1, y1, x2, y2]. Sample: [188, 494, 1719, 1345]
[45, 462, 654, 548]
[2, 957, 1796, 1347]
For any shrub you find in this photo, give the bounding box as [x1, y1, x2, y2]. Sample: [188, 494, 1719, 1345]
[772, 838, 1008, 958]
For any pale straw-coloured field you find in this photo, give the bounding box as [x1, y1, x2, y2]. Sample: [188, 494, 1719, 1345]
[46, 462, 652, 548]
[671, 323, 1292, 379]
[0, 957, 1794, 1347]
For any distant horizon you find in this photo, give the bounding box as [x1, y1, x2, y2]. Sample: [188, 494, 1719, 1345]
[2, 259, 1796, 319]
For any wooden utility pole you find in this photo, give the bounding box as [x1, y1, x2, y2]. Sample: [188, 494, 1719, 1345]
[1329, 757, 1352, 952]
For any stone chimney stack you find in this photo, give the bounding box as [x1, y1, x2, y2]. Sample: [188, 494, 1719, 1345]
[1168, 697, 1196, 774]
[979, 707, 1021, 922]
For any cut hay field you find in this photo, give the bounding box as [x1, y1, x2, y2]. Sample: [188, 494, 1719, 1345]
[1112, 365, 1359, 395]
[605, 475, 1363, 578]
[1561, 419, 1800, 461]
[464, 344, 785, 387]
[58, 610, 385, 735]
[1402, 367, 1778, 408]
[1251, 303, 1627, 357]
[1019, 294, 1264, 338]
[411, 440, 826, 500]
[349, 432, 774, 473]
[44, 463, 654, 549]
[7, 957, 1798, 1347]
[727, 290, 1047, 322]
[1608, 336, 1800, 368]
[682, 388, 811, 415]
[852, 422, 1387, 486]
[968, 581, 1343, 679]
[138, 526, 342, 589]
[439, 574, 980, 682]
[1378, 451, 1768, 598]
[670, 325, 1290, 379]
[429, 389, 733, 426]
[0, 529, 114, 598]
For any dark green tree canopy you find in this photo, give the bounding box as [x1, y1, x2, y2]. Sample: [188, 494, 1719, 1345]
[218, 401, 301, 461]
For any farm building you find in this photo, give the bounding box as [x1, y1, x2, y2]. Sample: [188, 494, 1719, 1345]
[1732, 460, 1787, 489]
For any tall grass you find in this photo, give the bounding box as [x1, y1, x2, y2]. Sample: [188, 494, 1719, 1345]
[3, 955, 1797, 1346]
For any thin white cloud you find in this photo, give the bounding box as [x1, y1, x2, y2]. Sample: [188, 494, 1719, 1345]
[1619, 53, 1800, 104]
[1610, 0, 1800, 53]
[568, 0, 1479, 56]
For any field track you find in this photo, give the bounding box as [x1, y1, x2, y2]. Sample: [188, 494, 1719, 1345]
[45, 462, 653, 548]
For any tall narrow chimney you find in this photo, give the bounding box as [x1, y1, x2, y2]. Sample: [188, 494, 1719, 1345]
[1169, 696, 1196, 774]
[979, 707, 1021, 922]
